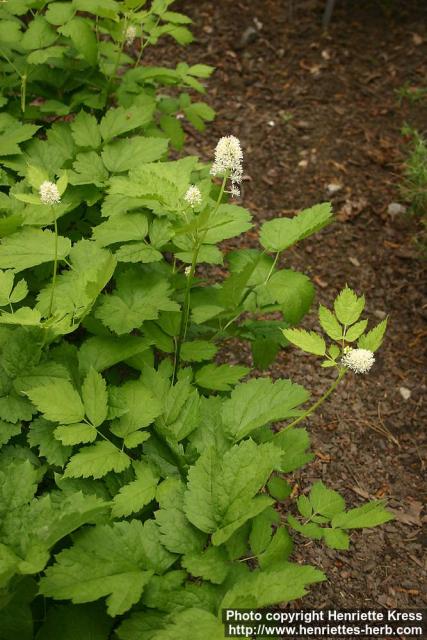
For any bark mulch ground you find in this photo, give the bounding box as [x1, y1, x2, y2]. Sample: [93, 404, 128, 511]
[146, 0, 427, 611]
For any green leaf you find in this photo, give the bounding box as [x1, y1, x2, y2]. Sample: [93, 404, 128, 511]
[0, 271, 27, 307]
[282, 328, 326, 356]
[297, 495, 313, 518]
[334, 286, 365, 326]
[201, 204, 252, 244]
[78, 335, 152, 374]
[70, 111, 102, 149]
[36, 603, 113, 640]
[194, 364, 249, 391]
[221, 378, 310, 441]
[0, 229, 71, 272]
[0, 420, 21, 446]
[109, 379, 162, 440]
[267, 270, 314, 324]
[26, 381, 85, 424]
[115, 243, 163, 264]
[221, 564, 325, 609]
[272, 428, 314, 472]
[100, 106, 155, 142]
[180, 341, 218, 362]
[323, 528, 350, 550]
[287, 514, 324, 539]
[0, 119, 40, 157]
[182, 546, 229, 584]
[112, 463, 158, 518]
[59, 18, 98, 65]
[258, 527, 294, 569]
[159, 114, 185, 150]
[345, 319, 368, 342]
[21, 17, 57, 50]
[249, 507, 280, 555]
[54, 423, 97, 446]
[101, 137, 169, 173]
[260, 203, 333, 252]
[45, 2, 76, 25]
[309, 481, 346, 518]
[96, 268, 179, 335]
[93, 213, 148, 247]
[72, 0, 121, 19]
[40, 521, 154, 616]
[331, 501, 394, 529]
[82, 368, 108, 428]
[358, 318, 387, 352]
[184, 440, 281, 544]
[318, 305, 342, 340]
[147, 609, 224, 640]
[64, 441, 130, 479]
[27, 418, 72, 467]
[267, 476, 292, 501]
[69, 151, 108, 187]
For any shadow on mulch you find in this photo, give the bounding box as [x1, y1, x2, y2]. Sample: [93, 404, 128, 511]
[146, 0, 427, 609]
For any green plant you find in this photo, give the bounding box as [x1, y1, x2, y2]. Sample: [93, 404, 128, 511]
[0, 0, 215, 148]
[0, 122, 392, 637]
[401, 126, 427, 215]
[396, 82, 427, 105]
[0, 2, 393, 636]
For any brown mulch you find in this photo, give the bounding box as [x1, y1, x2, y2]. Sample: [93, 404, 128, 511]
[146, 0, 427, 610]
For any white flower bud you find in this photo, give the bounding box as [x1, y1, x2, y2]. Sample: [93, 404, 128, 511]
[184, 266, 191, 276]
[341, 348, 375, 374]
[125, 25, 137, 45]
[184, 185, 202, 208]
[39, 181, 61, 205]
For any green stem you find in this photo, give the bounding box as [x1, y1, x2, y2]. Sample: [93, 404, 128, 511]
[47, 213, 58, 320]
[264, 250, 280, 284]
[172, 175, 228, 382]
[20, 73, 27, 113]
[282, 367, 347, 432]
[106, 19, 128, 98]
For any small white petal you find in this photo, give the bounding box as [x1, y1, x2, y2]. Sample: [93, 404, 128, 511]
[184, 185, 202, 207]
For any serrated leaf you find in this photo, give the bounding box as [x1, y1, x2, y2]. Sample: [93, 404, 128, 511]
[92, 212, 148, 247]
[64, 441, 130, 479]
[147, 608, 224, 640]
[101, 137, 168, 173]
[184, 441, 281, 544]
[54, 423, 97, 446]
[267, 270, 314, 324]
[319, 305, 342, 340]
[334, 286, 365, 326]
[27, 418, 72, 467]
[272, 428, 314, 473]
[221, 564, 325, 609]
[182, 546, 229, 584]
[358, 318, 387, 352]
[39, 521, 154, 616]
[323, 528, 350, 550]
[260, 203, 333, 252]
[258, 527, 294, 569]
[99, 106, 154, 142]
[59, 17, 98, 65]
[96, 268, 179, 335]
[180, 341, 218, 362]
[282, 328, 326, 356]
[70, 111, 102, 149]
[287, 514, 324, 539]
[249, 507, 280, 555]
[267, 476, 292, 501]
[82, 368, 108, 428]
[26, 381, 85, 425]
[221, 378, 310, 441]
[331, 501, 394, 529]
[0, 229, 71, 273]
[109, 379, 162, 440]
[309, 481, 346, 518]
[297, 495, 313, 518]
[345, 319, 368, 342]
[112, 463, 158, 518]
[194, 363, 249, 392]
[115, 243, 163, 264]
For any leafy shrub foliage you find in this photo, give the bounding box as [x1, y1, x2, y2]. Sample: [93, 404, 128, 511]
[0, 2, 392, 638]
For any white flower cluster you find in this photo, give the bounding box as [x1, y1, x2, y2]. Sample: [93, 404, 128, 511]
[184, 184, 202, 208]
[125, 25, 137, 46]
[210, 135, 243, 196]
[341, 348, 375, 374]
[39, 181, 61, 205]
